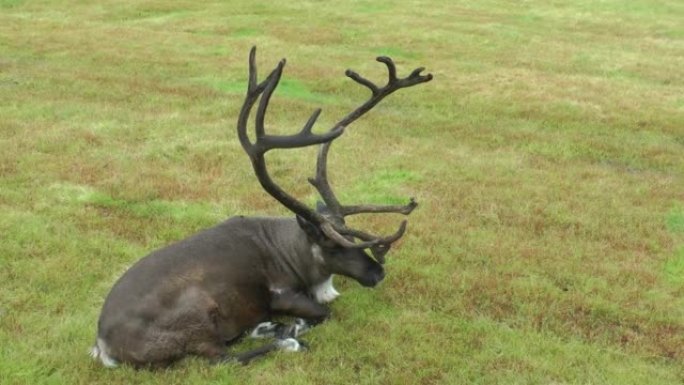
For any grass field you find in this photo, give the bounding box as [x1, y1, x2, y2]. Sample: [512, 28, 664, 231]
[1, 0, 683, 384]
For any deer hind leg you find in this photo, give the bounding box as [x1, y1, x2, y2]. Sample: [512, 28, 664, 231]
[127, 312, 223, 367]
[133, 287, 227, 366]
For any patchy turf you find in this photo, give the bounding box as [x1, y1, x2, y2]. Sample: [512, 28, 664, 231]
[1, 0, 682, 384]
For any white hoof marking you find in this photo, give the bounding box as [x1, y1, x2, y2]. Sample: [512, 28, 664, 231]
[276, 338, 302, 352]
[250, 322, 280, 339]
[293, 318, 311, 337]
[90, 338, 119, 368]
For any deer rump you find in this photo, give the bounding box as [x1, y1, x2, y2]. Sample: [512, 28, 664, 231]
[92, 47, 431, 368]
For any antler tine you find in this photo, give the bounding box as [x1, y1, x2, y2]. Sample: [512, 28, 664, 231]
[254, 57, 285, 140]
[345, 69, 380, 96]
[348, 221, 408, 264]
[254, 58, 341, 152]
[320, 220, 408, 250]
[341, 220, 408, 246]
[237, 47, 276, 154]
[340, 197, 418, 216]
[376, 56, 397, 82]
[247, 46, 258, 92]
[237, 46, 344, 224]
[309, 146, 418, 218]
[308, 142, 418, 222]
[334, 56, 432, 130]
[307, 141, 343, 216]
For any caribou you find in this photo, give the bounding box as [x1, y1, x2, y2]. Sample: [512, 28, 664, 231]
[91, 47, 432, 368]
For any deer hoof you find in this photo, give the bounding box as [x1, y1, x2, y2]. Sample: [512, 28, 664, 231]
[293, 318, 311, 337]
[250, 321, 283, 339]
[276, 338, 306, 352]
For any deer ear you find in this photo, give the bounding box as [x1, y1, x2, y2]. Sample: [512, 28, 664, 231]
[296, 215, 324, 242]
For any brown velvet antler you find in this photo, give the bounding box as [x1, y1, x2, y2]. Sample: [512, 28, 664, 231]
[238, 47, 432, 260]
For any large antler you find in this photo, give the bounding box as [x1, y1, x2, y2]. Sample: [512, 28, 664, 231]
[237, 47, 343, 226]
[238, 47, 432, 260]
[308, 56, 431, 260]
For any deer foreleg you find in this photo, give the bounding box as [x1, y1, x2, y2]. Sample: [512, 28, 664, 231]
[270, 288, 330, 323]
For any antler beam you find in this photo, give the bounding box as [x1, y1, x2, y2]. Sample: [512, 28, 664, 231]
[308, 56, 431, 254]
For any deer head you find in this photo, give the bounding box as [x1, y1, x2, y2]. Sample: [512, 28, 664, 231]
[237, 47, 432, 264]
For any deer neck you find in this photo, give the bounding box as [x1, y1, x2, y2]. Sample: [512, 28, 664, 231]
[262, 218, 329, 290]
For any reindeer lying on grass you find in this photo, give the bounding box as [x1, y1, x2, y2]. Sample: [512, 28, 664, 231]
[91, 47, 432, 368]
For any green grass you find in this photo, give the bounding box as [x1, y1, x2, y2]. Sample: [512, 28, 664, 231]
[1, 0, 683, 384]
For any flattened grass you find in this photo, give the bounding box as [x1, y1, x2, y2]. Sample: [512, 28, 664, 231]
[1, 1, 683, 384]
